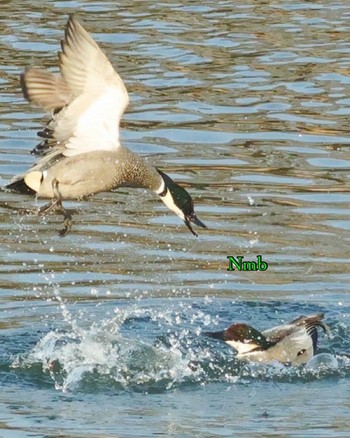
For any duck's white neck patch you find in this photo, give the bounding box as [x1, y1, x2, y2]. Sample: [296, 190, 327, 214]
[225, 339, 261, 354]
[160, 190, 185, 221]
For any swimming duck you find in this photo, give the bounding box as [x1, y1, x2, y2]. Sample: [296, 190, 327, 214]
[6, 16, 207, 237]
[205, 313, 329, 365]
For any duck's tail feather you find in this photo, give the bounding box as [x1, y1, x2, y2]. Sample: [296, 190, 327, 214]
[6, 178, 35, 195]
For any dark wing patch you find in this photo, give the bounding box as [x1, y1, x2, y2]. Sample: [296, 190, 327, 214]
[32, 124, 65, 156]
[6, 178, 36, 195]
[305, 319, 329, 354]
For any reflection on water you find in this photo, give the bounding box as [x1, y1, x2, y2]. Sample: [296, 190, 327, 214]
[1, 0, 350, 436]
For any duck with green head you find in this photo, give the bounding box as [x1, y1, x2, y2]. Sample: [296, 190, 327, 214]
[6, 16, 207, 237]
[205, 313, 330, 365]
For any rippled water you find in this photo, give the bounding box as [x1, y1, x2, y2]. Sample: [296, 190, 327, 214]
[1, 0, 350, 436]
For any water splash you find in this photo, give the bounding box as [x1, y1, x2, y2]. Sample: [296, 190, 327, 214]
[11, 300, 217, 393]
[10, 298, 350, 393]
[8, 288, 350, 392]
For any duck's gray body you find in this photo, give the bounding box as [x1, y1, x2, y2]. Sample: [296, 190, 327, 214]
[13, 147, 162, 199]
[6, 16, 206, 236]
[205, 313, 329, 365]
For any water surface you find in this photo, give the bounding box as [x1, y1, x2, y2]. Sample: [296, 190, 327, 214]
[1, 0, 350, 436]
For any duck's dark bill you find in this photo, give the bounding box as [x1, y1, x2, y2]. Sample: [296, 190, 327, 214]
[185, 213, 207, 236]
[203, 330, 226, 341]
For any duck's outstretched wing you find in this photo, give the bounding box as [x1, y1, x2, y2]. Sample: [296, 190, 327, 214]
[263, 313, 330, 354]
[21, 68, 71, 111]
[21, 15, 129, 157]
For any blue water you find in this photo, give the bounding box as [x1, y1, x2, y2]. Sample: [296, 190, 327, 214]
[1, 298, 350, 436]
[1, 0, 350, 436]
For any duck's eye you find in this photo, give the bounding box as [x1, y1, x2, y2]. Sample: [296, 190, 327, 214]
[297, 349, 306, 356]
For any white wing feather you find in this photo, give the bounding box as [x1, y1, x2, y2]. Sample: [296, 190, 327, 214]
[58, 17, 129, 155]
[28, 16, 129, 156]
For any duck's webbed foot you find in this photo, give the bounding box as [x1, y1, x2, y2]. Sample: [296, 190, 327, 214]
[57, 208, 72, 237]
[37, 198, 60, 216]
[38, 178, 73, 237]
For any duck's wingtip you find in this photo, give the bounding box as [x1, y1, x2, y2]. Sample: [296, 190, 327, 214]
[311, 313, 328, 328]
[20, 71, 29, 100]
[320, 321, 331, 335]
[66, 13, 77, 26]
[64, 14, 80, 41]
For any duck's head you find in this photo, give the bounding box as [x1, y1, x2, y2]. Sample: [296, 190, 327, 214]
[157, 169, 207, 236]
[205, 323, 272, 354]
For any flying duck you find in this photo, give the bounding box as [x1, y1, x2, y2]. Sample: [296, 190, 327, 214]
[6, 16, 207, 236]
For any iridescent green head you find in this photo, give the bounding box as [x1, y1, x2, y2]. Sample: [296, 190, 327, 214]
[157, 169, 207, 236]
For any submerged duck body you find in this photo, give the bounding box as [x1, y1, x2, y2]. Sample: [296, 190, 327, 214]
[205, 313, 329, 365]
[6, 16, 206, 236]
